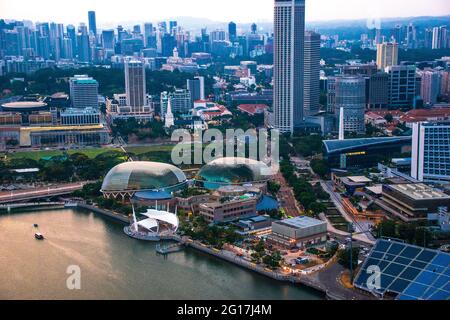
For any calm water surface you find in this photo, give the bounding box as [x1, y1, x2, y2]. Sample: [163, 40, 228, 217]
[0, 209, 323, 300]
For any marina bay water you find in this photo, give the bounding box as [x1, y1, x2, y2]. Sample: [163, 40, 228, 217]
[0, 208, 323, 300]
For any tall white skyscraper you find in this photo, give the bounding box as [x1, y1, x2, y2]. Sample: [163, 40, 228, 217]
[274, 0, 305, 134]
[432, 27, 441, 49]
[124, 59, 147, 112]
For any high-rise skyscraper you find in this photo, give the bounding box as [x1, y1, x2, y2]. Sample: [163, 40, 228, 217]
[386, 65, 417, 108]
[419, 69, 441, 106]
[169, 21, 178, 35]
[77, 24, 90, 62]
[274, 0, 305, 134]
[69, 75, 99, 109]
[376, 42, 398, 71]
[101, 30, 115, 50]
[161, 33, 176, 57]
[368, 72, 389, 109]
[304, 31, 321, 117]
[61, 37, 73, 59]
[88, 11, 97, 36]
[411, 122, 450, 184]
[432, 26, 448, 49]
[125, 59, 147, 112]
[424, 28, 434, 49]
[406, 23, 416, 49]
[187, 76, 205, 106]
[228, 22, 237, 42]
[330, 75, 366, 134]
[144, 23, 154, 47]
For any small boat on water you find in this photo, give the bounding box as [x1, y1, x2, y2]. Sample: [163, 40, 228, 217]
[35, 233, 44, 240]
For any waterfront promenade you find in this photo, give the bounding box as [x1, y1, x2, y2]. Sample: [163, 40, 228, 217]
[4, 201, 371, 300]
[184, 240, 373, 300]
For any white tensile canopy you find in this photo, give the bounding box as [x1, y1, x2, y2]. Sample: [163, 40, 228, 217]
[141, 209, 179, 232]
[137, 218, 159, 232]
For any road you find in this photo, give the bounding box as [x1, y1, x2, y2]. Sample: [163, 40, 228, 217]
[0, 182, 89, 204]
[275, 172, 302, 216]
[320, 181, 376, 245]
[311, 261, 374, 300]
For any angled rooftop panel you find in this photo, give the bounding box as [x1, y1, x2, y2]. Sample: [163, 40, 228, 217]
[323, 136, 412, 154]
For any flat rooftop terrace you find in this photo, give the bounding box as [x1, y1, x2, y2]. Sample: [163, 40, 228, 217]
[386, 183, 450, 201]
[275, 216, 326, 229]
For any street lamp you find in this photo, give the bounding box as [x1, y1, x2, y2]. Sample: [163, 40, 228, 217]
[348, 225, 373, 284]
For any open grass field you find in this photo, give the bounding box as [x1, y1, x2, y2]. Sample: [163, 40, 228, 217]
[1, 144, 178, 161]
[124, 145, 175, 155]
[2, 148, 122, 161]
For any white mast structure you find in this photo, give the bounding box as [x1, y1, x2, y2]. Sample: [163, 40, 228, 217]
[132, 204, 138, 232]
[339, 106, 347, 169]
[339, 106, 345, 141]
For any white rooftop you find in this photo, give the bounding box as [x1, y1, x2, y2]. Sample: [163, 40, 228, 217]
[388, 184, 450, 200]
[366, 185, 383, 195]
[277, 216, 326, 229]
[348, 176, 372, 183]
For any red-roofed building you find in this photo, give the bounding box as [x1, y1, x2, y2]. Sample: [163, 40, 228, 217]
[194, 103, 232, 121]
[365, 109, 405, 119]
[400, 107, 450, 125]
[237, 104, 269, 116]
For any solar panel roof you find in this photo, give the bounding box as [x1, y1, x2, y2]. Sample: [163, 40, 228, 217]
[354, 239, 450, 300]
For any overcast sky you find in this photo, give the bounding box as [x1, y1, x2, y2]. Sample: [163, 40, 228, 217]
[1, 0, 449, 26]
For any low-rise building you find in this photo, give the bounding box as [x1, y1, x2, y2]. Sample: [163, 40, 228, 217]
[267, 216, 327, 249]
[28, 112, 53, 126]
[381, 183, 450, 222]
[199, 197, 257, 223]
[234, 216, 272, 235]
[197, 184, 277, 223]
[332, 173, 373, 195]
[60, 107, 101, 125]
[400, 108, 450, 126]
[237, 104, 268, 116]
[19, 125, 110, 148]
[0, 127, 20, 150]
[105, 94, 154, 123]
[0, 112, 22, 126]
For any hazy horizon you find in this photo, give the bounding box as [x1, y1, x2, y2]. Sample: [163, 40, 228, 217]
[1, 0, 449, 28]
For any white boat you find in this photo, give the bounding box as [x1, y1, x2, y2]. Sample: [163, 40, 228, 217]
[35, 233, 44, 240]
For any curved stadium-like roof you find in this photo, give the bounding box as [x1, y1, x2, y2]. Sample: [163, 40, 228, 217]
[323, 136, 412, 154]
[198, 157, 273, 185]
[1, 101, 48, 112]
[101, 161, 187, 192]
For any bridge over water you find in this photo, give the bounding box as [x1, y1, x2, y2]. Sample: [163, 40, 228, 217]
[0, 182, 89, 204]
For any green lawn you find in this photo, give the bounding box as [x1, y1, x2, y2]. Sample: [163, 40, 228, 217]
[124, 145, 175, 155]
[2, 144, 179, 161]
[2, 147, 122, 161]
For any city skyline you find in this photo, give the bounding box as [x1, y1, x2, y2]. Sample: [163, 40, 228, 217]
[1, 0, 450, 27]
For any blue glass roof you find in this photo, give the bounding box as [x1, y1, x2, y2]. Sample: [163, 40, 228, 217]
[133, 190, 173, 201]
[323, 136, 412, 154]
[354, 239, 450, 300]
[256, 195, 279, 212]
